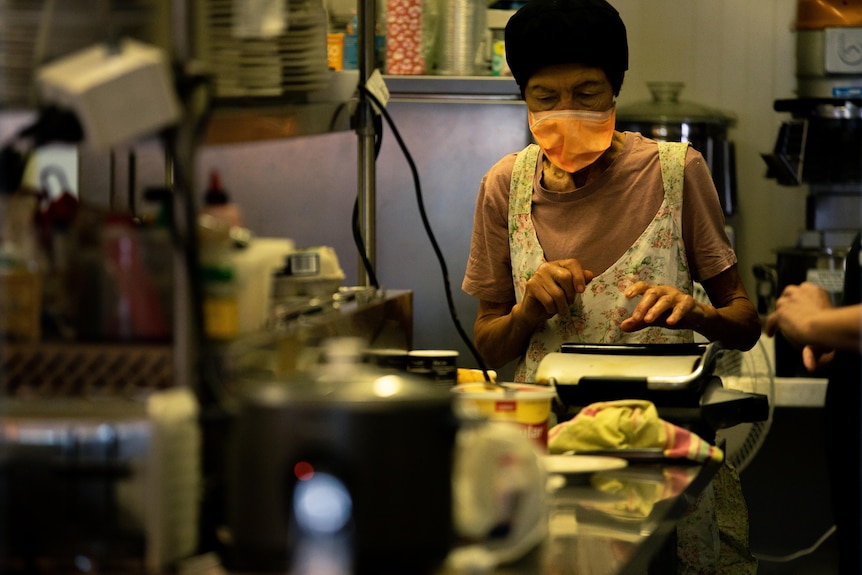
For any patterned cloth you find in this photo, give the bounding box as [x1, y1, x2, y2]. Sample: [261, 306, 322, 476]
[547, 399, 724, 463]
[547, 399, 756, 574]
[508, 142, 694, 383]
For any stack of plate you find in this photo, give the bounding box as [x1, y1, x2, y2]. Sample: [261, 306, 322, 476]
[202, 0, 331, 99]
[0, 0, 162, 108]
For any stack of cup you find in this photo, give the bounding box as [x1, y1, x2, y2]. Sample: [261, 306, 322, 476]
[436, 0, 486, 75]
[406, 349, 459, 387]
[363, 348, 410, 372]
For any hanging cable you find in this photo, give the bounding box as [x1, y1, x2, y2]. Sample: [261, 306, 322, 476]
[356, 84, 493, 381]
[158, 66, 228, 411]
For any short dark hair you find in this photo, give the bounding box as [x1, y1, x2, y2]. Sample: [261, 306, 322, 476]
[505, 0, 629, 96]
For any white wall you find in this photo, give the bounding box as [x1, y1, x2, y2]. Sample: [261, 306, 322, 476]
[612, 0, 804, 295]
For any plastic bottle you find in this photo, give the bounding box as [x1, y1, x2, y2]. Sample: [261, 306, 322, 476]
[202, 170, 242, 229]
[198, 212, 239, 341]
[101, 213, 170, 341]
[343, 11, 359, 71]
[201, 263, 239, 341]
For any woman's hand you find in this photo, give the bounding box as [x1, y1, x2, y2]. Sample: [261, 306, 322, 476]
[620, 281, 706, 332]
[473, 259, 594, 369]
[521, 259, 595, 322]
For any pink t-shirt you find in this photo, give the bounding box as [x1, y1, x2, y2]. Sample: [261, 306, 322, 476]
[462, 131, 736, 304]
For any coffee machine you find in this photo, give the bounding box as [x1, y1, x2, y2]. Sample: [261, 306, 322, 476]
[761, 0, 862, 376]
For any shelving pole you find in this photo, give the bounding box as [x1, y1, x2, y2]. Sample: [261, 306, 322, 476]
[170, 0, 195, 393]
[356, 0, 377, 287]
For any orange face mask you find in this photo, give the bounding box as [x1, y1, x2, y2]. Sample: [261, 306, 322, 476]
[528, 106, 616, 173]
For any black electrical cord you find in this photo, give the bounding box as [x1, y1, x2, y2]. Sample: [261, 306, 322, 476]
[158, 68, 229, 412]
[356, 84, 492, 381]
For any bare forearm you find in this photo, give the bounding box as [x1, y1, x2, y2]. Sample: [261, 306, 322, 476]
[474, 303, 543, 369]
[802, 305, 862, 352]
[694, 297, 761, 352]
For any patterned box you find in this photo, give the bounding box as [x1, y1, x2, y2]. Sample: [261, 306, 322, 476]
[385, 0, 428, 75]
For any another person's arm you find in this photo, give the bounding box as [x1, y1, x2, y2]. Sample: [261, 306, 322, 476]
[765, 281, 862, 371]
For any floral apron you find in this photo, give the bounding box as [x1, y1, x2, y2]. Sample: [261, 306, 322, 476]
[509, 142, 694, 384]
[507, 142, 757, 574]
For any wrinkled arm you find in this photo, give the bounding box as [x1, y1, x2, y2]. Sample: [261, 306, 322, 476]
[473, 299, 540, 369]
[621, 264, 761, 351]
[695, 265, 761, 351]
[473, 259, 594, 368]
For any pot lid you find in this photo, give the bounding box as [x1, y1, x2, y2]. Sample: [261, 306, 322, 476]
[617, 81, 737, 126]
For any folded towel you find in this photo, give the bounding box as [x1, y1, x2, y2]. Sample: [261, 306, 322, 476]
[547, 399, 723, 463]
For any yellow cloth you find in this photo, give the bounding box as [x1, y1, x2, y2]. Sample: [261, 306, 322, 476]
[547, 399, 724, 463]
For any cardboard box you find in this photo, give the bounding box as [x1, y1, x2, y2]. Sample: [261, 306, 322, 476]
[327, 33, 345, 71]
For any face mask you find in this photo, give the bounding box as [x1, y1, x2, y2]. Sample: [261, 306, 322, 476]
[528, 106, 616, 173]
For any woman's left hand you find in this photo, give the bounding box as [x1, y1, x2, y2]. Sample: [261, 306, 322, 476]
[620, 281, 706, 332]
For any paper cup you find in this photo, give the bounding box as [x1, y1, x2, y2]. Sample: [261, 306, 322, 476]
[363, 348, 409, 371]
[451, 383, 557, 450]
[406, 350, 459, 386]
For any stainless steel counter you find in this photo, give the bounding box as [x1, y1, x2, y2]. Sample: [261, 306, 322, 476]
[439, 458, 722, 575]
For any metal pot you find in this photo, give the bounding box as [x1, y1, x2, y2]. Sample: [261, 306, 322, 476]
[224, 340, 459, 575]
[616, 81, 738, 215]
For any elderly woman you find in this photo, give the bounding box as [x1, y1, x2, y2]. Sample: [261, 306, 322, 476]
[461, 0, 761, 572]
[461, 0, 760, 383]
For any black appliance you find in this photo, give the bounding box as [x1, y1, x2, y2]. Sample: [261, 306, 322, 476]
[534, 342, 769, 441]
[761, 10, 862, 376]
[223, 342, 458, 575]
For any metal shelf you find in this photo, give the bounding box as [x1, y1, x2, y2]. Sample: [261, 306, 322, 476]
[202, 73, 523, 145]
[205, 98, 356, 145]
[384, 74, 523, 102]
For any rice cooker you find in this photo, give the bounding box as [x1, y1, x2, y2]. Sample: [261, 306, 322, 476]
[616, 81, 737, 216]
[223, 340, 459, 575]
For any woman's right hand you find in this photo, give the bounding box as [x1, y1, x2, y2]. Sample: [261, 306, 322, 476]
[521, 259, 595, 321]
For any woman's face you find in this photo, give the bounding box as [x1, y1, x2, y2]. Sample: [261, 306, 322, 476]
[524, 64, 615, 113]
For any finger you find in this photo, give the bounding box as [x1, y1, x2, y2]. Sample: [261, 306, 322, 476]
[557, 259, 591, 294]
[661, 298, 694, 326]
[624, 281, 649, 298]
[630, 287, 665, 321]
[764, 313, 778, 336]
[641, 291, 690, 325]
[801, 346, 819, 373]
[528, 273, 571, 317]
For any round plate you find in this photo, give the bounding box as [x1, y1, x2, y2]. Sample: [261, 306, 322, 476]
[543, 454, 628, 475]
[570, 448, 667, 462]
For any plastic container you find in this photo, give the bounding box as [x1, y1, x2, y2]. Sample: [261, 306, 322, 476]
[202, 170, 242, 229]
[451, 383, 557, 450]
[406, 349, 459, 386]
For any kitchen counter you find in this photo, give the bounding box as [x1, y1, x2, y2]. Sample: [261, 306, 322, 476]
[439, 457, 723, 575]
[756, 332, 828, 407]
[215, 456, 722, 575]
